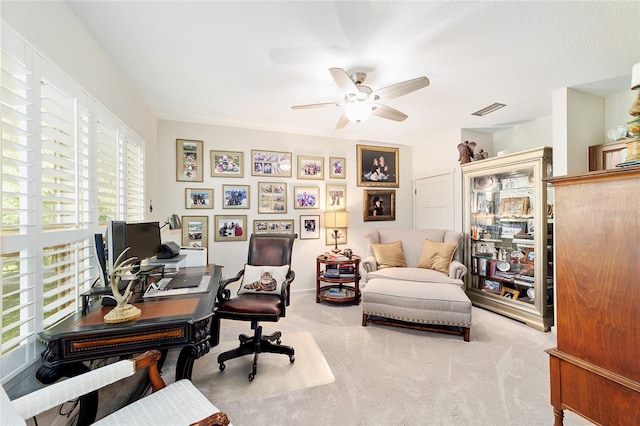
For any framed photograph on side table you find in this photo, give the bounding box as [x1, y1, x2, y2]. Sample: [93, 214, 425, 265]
[222, 184, 250, 209]
[182, 215, 208, 248]
[329, 157, 346, 179]
[300, 215, 320, 239]
[258, 182, 287, 213]
[294, 186, 320, 209]
[363, 190, 396, 222]
[297, 155, 324, 180]
[214, 215, 248, 242]
[185, 188, 213, 209]
[356, 144, 399, 187]
[176, 139, 203, 182]
[251, 150, 292, 177]
[326, 184, 347, 211]
[210, 150, 244, 178]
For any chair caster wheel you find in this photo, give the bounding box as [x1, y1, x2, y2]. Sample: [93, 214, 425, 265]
[248, 373, 255, 381]
[289, 355, 295, 363]
[219, 363, 225, 371]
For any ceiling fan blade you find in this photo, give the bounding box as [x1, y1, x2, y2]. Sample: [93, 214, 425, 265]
[291, 102, 341, 110]
[329, 68, 358, 95]
[372, 76, 430, 101]
[335, 114, 350, 129]
[372, 104, 408, 122]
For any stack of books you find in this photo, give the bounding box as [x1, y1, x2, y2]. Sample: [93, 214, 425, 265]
[326, 252, 350, 261]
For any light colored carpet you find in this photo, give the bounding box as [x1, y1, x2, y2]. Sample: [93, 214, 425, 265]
[191, 331, 334, 404]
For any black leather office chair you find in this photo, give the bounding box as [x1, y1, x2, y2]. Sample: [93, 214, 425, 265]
[214, 233, 297, 381]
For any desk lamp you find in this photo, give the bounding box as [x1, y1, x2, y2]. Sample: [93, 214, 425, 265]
[324, 211, 348, 253]
[161, 214, 182, 230]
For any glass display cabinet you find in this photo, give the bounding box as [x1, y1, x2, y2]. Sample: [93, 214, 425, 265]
[461, 147, 553, 331]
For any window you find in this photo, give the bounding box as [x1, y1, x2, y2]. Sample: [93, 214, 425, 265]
[1, 25, 146, 381]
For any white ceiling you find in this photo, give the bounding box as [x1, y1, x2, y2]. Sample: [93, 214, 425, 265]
[66, 1, 640, 147]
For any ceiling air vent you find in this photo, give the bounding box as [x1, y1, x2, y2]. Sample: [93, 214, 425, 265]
[471, 102, 506, 116]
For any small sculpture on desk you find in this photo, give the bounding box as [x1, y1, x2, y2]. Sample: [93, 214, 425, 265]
[103, 248, 142, 324]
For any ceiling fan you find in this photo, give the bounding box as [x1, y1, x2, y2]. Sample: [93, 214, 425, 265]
[291, 67, 430, 129]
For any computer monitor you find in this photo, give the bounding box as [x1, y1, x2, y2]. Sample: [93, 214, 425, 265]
[124, 221, 163, 266]
[106, 220, 127, 276]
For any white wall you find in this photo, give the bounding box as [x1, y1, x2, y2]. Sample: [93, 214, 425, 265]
[156, 120, 413, 293]
[493, 115, 553, 155]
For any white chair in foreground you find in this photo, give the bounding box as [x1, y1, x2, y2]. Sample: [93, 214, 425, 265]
[1, 350, 230, 426]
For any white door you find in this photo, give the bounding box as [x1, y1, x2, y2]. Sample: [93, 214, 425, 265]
[414, 170, 454, 229]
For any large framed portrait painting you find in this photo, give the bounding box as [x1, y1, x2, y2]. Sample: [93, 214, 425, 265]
[357, 144, 399, 187]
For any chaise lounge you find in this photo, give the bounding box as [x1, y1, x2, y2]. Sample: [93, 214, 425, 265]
[361, 228, 472, 341]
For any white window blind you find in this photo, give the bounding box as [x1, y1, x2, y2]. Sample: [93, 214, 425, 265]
[1, 25, 146, 381]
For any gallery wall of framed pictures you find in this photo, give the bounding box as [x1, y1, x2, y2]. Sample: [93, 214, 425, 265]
[172, 139, 400, 246]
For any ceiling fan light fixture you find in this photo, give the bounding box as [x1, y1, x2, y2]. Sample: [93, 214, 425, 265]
[471, 102, 507, 117]
[345, 101, 372, 122]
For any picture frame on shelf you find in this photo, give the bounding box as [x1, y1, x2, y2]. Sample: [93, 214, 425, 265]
[329, 157, 346, 179]
[253, 219, 295, 234]
[356, 144, 399, 187]
[299, 214, 320, 240]
[325, 228, 347, 246]
[176, 139, 203, 182]
[214, 215, 248, 242]
[500, 287, 519, 300]
[498, 197, 530, 217]
[294, 186, 320, 209]
[185, 188, 213, 209]
[483, 279, 501, 292]
[210, 150, 244, 178]
[258, 182, 287, 213]
[326, 184, 347, 211]
[222, 184, 250, 209]
[251, 149, 292, 177]
[523, 248, 535, 264]
[297, 155, 324, 180]
[363, 189, 396, 222]
[181, 215, 208, 248]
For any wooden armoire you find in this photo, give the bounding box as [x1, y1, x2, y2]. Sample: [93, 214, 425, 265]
[546, 167, 640, 425]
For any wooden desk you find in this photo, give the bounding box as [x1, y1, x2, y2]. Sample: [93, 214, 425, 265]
[37, 264, 221, 380]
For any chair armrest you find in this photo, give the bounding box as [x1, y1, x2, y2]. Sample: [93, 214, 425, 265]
[449, 260, 468, 280]
[189, 411, 231, 426]
[12, 350, 165, 420]
[361, 256, 377, 283]
[217, 270, 244, 303]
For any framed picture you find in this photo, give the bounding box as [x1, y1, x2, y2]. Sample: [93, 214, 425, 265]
[253, 219, 295, 234]
[176, 139, 203, 182]
[356, 144, 399, 187]
[300, 214, 320, 239]
[214, 215, 248, 242]
[251, 150, 292, 177]
[185, 188, 213, 209]
[483, 279, 501, 292]
[326, 228, 347, 246]
[210, 150, 244, 178]
[294, 186, 320, 209]
[297, 155, 324, 180]
[329, 157, 346, 179]
[222, 184, 250, 209]
[523, 248, 535, 264]
[363, 190, 396, 222]
[182, 215, 208, 248]
[500, 287, 520, 300]
[326, 184, 347, 211]
[498, 197, 530, 217]
[258, 182, 287, 213]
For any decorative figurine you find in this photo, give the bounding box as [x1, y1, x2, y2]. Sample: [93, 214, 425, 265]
[103, 248, 141, 324]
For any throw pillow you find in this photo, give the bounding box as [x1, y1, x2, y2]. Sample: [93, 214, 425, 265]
[237, 264, 289, 295]
[417, 239, 458, 274]
[371, 241, 407, 269]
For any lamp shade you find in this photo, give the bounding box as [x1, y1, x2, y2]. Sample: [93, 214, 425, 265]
[166, 214, 182, 230]
[632, 62, 640, 90]
[324, 211, 349, 228]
